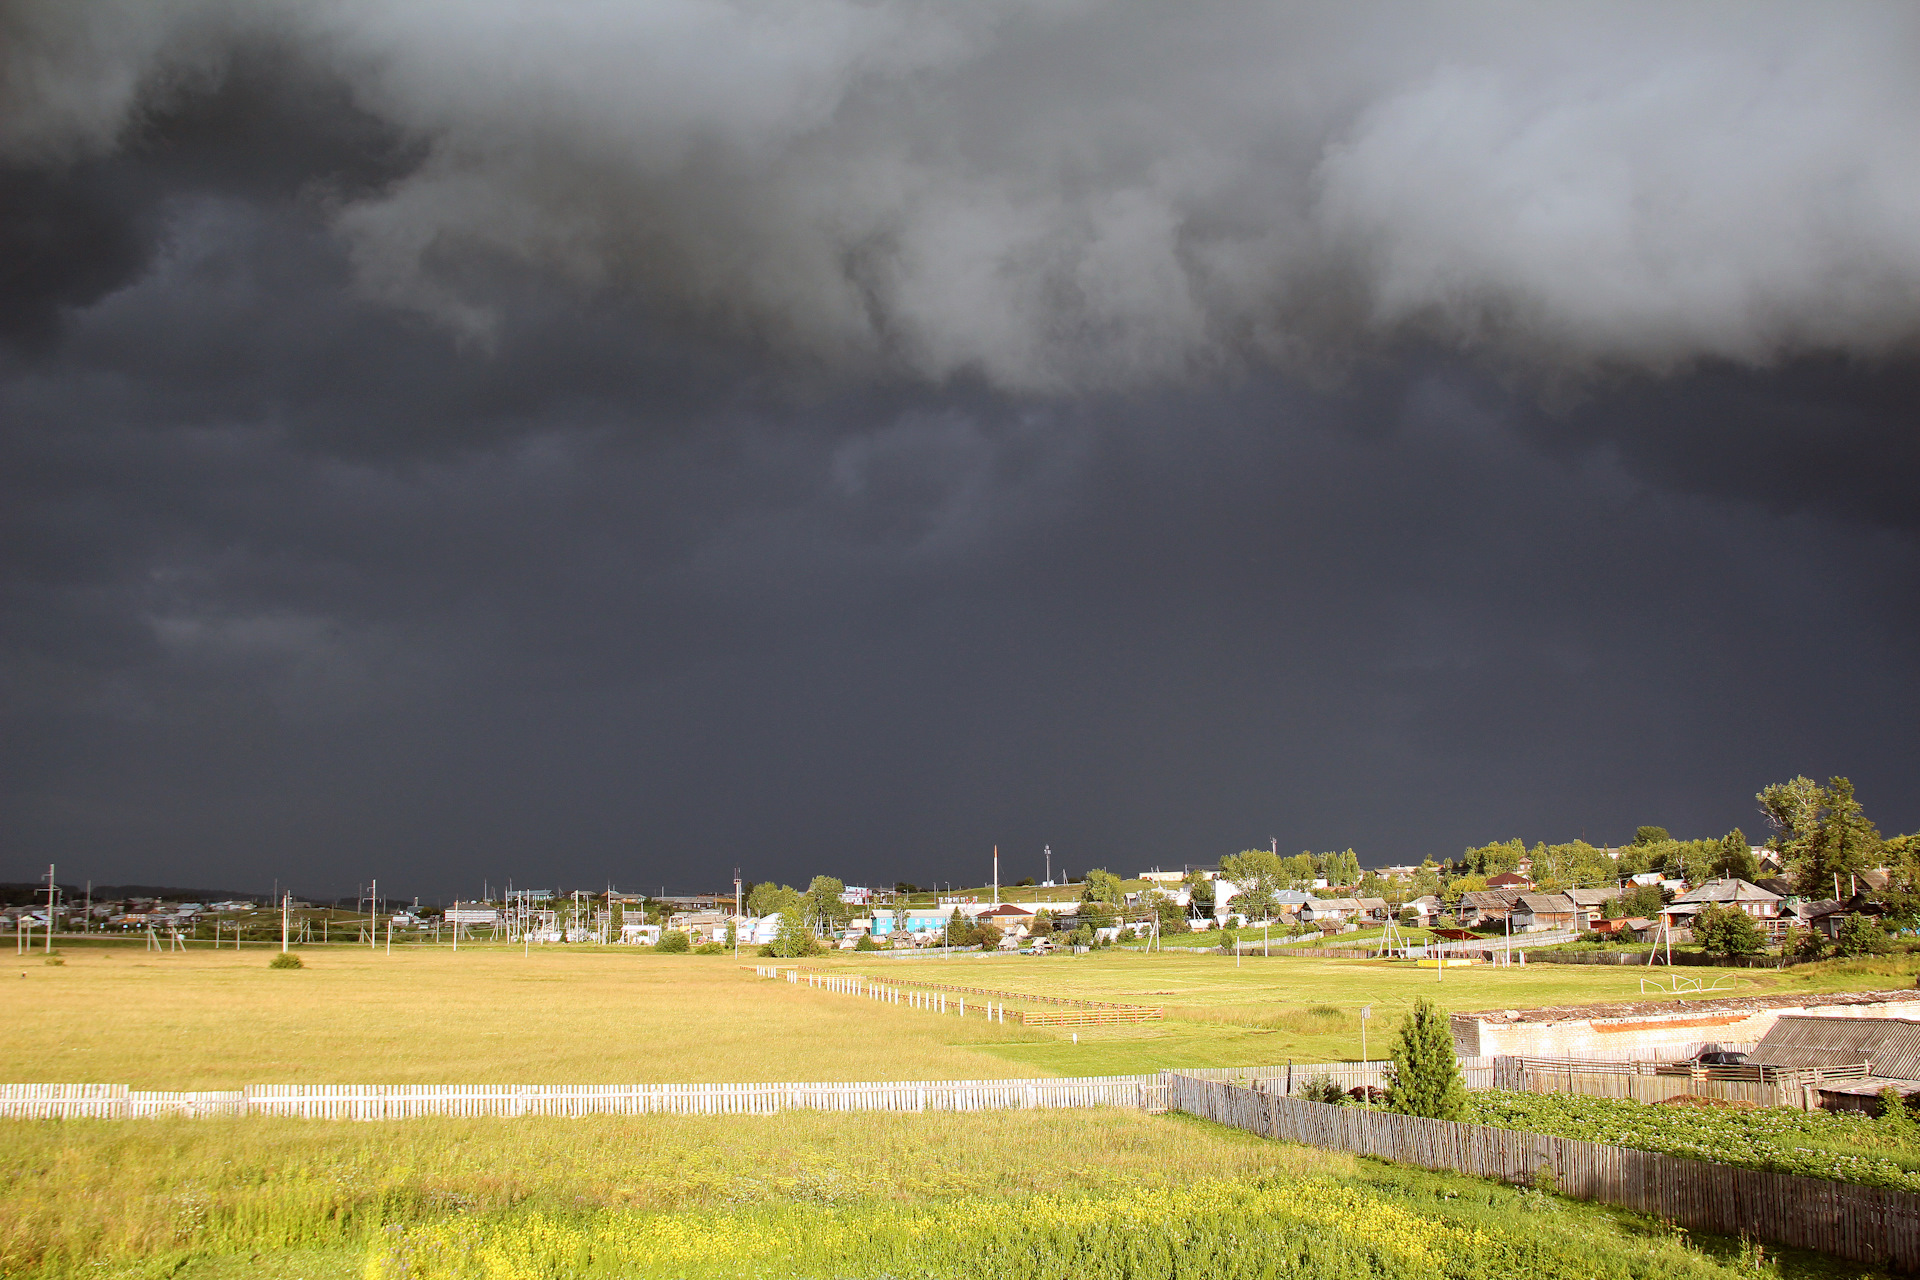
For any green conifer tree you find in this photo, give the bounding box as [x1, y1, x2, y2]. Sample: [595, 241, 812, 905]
[1385, 998, 1467, 1120]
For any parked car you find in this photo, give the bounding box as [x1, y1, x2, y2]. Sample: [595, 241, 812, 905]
[1693, 1050, 1749, 1066]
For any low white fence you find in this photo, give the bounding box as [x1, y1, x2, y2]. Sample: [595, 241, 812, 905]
[0, 1075, 1166, 1121]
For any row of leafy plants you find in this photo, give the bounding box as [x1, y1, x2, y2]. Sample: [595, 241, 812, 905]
[1457, 1089, 1920, 1192]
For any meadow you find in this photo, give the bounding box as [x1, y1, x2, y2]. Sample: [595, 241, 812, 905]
[1, 1108, 1872, 1279]
[9, 937, 1916, 1086]
[5, 938, 1913, 1278]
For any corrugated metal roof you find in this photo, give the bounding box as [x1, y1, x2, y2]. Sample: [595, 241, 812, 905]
[1751, 1015, 1920, 1079]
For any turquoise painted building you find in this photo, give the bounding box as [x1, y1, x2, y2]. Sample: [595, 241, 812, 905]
[870, 907, 955, 937]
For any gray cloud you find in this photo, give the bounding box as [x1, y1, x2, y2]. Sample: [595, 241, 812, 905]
[6, 1, 1918, 390]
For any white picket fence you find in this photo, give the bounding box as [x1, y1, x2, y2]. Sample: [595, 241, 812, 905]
[0, 1075, 1165, 1121]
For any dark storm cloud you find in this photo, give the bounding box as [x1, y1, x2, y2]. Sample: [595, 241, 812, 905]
[2, 2, 1918, 898]
[7, 1, 1919, 385]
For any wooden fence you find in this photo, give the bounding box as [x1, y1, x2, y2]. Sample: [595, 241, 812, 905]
[760, 965, 1163, 1026]
[0, 1074, 1166, 1121]
[1491, 1054, 1859, 1108]
[1166, 1072, 1920, 1271]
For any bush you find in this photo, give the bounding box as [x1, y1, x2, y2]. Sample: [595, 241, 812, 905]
[1787, 924, 1829, 960]
[268, 952, 303, 969]
[1835, 912, 1892, 958]
[854, 934, 878, 951]
[1297, 1072, 1347, 1105]
[1694, 903, 1765, 957]
[693, 942, 724, 955]
[655, 930, 691, 954]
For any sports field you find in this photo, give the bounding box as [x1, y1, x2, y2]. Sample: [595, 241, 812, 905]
[4, 939, 1909, 1278]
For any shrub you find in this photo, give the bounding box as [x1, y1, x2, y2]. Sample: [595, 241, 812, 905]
[1835, 913, 1892, 958]
[1693, 903, 1765, 957]
[1296, 1073, 1347, 1105]
[1385, 997, 1467, 1121]
[43, 956, 64, 966]
[268, 952, 303, 969]
[655, 930, 691, 954]
[693, 942, 724, 955]
[854, 934, 878, 951]
[1786, 924, 1829, 960]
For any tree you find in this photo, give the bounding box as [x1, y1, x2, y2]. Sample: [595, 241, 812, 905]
[1280, 852, 1318, 890]
[770, 912, 817, 958]
[1834, 912, 1891, 958]
[1219, 850, 1284, 919]
[1757, 776, 1824, 854]
[1758, 775, 1883, 897]
[1409, 860, 1441, 899]
[1081, 868, 1126, 906]
[1635, 826, 1671, 846]
[1615, 883, 1665, 919]
[803, 876, 853, 935]
[1322, 849, 1363, 887]
[1711, 828, 1758, 882]
[1029, 909, 1054, 937]
[1879, 836, 1920, 933]
[1463, 839, 1526, 875]
[1385, 998, 1467, 1121]
[657, 929, 691, 954]
[1693, 903, 1764, 957]
[1802, 778, 1882, 898]
[748, 881, 798, 918]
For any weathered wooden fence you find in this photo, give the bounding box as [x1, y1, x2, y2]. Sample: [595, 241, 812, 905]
[1166, 1072, 1920, 1271]
[1173, 1058, 1496, 1093]
[0, 1074, 1166, 1121]
[760, 965, 1164, 1026]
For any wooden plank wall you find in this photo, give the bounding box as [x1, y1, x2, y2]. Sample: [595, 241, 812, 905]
[0, 1075, 1167, 1121]
[1164, 1071, 1920, 1271]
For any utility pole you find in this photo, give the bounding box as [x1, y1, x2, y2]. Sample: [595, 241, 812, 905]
[43, 864, 56, 953]
[83, 881, 91, 935]
[371, 879, 378, 952]
[1044, 845, 1051, 885]
[281, 893, 290, 952]
[993, 846, 999, 906]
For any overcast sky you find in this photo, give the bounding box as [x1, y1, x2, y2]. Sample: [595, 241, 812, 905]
[3, 1, 1917, 900]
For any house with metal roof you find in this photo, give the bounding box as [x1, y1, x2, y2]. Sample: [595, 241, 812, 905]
[1669, 878, 1782, 919]
[1513, 892, 1583, 932]
[1456, 887, 1525, 928]
[1750, 1014, 1920, 1112]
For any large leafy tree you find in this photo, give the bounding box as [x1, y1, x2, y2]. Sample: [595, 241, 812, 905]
[748, 881, 799, 918]
[803, 876, 854, 933]
[1385, 998, 1467, 1121]
[1760, 776, 1882, 897]
[1081, 868, 1127, 906]
[1219, 850, 1284, 919]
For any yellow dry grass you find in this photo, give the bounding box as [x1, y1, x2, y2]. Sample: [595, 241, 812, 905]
[0, 945, 1052, 1088]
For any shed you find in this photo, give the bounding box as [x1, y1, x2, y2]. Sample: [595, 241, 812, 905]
[1749, 1015, 1920, 1079]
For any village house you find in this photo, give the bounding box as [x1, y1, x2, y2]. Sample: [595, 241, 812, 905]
[1511, 892, 1582, 933]
[1456, 887, 1525, 928]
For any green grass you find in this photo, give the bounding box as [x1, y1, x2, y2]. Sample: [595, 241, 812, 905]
[0, 1109, 1877, 1280]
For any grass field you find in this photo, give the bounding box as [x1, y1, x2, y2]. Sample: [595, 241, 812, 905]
[6, 939, 1913, 1278]
[9, 938, 1917, 1086]
[1, 1108, 1875, 1279]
